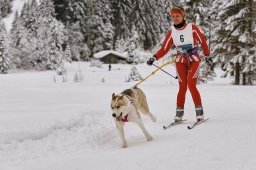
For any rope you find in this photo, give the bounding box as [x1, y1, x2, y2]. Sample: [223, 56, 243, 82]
[132, 60, 174, 88]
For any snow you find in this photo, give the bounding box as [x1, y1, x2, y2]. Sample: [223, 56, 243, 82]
[0, 62, 256, 170]
[93, 50, 128, 59]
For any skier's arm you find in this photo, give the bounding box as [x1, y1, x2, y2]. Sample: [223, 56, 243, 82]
[192, 25, 210, 56]
[153, 30, 173, 60]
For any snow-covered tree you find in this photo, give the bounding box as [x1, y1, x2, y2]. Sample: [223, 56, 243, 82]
[131, 0, 171, 50]
[10, 10, 32, 49]
[115, 38, 128, 52]
[0, 0, 13, 72]
[20, 2, 30, 27]
[212, 0, 256, 85]
[102, 19, 114, 50]
[9, 11, 32, 69]
[87, 0, 114, 54]
[126, 25, 140, 63]
[88, 14, 105, 54]
[111, 0, 133, 50]
[53, 0, 93, 59]
[65, 22, 85, 61]
[82, 44, 91, 61]
[30, 0, 68, 70]
[0, 21, 11, 73]
[26, 0, 38, 35]
[126, 66, 143, 82]
[184, 0, 211, 34]
[52, 0, 174, 57]
[0, 0, 13, 18]
[64, 44, 72, 62]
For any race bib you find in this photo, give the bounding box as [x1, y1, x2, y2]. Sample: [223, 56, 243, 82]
[171, 23, 194, 51]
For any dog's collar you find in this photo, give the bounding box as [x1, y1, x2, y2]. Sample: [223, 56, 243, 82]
[116, 114, 129, 122]
[120, 114, 129, 122]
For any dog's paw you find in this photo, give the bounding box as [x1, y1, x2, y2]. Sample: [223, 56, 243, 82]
[151, 116, 157, 123]
[122, 144, 128, 148]
[147, 136, 153, 141]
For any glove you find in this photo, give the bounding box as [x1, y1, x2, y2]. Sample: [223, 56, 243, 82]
[205, 57, 213, 65]
[147, 56, 156, 66]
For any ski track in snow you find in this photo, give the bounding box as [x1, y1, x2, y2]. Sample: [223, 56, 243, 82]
[0, 111, 118, 166]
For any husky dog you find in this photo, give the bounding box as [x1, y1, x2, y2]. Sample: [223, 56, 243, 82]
[111, 86, 156, 148]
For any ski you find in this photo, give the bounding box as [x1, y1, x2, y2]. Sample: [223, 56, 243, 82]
[163, 119, 187, 130]
[187, 118, 209, 130]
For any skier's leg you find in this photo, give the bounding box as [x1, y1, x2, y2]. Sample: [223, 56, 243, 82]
[175, 62, 188, 121]
[187, 61, 204, 120]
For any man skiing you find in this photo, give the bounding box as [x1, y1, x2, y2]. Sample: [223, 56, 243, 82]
[147, 6, 212, 122]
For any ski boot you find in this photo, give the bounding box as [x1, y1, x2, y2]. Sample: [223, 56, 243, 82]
[195, 106, 204, 121]
[174, 107, 184, 122]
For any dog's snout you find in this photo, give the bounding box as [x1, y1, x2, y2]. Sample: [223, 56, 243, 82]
[112, 113, 116, 117]
[120, 112, 123, 116]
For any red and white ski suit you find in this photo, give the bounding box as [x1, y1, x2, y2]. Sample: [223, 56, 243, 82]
[154, 23, 210, 108]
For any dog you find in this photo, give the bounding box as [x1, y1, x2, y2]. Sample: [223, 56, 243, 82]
[111, 86, 156, 148]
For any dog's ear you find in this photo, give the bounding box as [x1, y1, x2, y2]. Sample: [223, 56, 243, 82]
[112, 93, 116, 100]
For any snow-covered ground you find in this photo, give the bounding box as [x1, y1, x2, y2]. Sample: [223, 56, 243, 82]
[0, 62, 256, 170]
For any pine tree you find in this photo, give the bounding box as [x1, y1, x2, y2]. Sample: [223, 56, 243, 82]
[0, 0, 13, 73]
[212, 0, 256, 85]
[64, 44, 72, 62]
[87, 0, 114, 54]
[52, 0, 70, 23]
[115, 38, 128, 52]
[9, 11, 32, 69]
[53, 0, 92, 59]
[82, 43, 91, 61]
[0, 21, 11, 73]
[11, 10, 32, 49]
[26, 0, 38, 35]
[170, 0, 182, 6]
[111, 0, 133, 50]
[66, 22, 85, 61]
[20, 2, 30, 27]
[184, 0, 211, 34]
[52, 0, 175, 58]
[10, 11, 22, 47]
[131, 0, 171, 50]
[88, 14, 105, 54]
[126, 25, 140, 63]
[0, 0, 13, 18]
[31, 0, 68, 70]
[126, 66, 143, 82]
[102, 19, 114, 50]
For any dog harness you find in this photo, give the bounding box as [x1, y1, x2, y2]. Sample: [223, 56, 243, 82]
[119, 114, 129, 122]
[116, 99, 135, 123]
[153, 23, 210, 62]
[173, 47, 198, 63]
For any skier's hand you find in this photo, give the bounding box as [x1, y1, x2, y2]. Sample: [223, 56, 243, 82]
[205, 57, 213, 65]
[147, 56, 156, 66]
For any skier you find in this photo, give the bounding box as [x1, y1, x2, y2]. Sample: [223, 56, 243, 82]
[147, 6, 212, 122]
